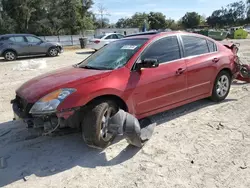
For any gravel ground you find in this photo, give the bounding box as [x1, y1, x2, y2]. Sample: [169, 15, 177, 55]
[0, 42, 250, 188]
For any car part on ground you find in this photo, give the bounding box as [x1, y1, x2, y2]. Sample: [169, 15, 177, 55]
[235, 59, 250, 83]
[108, 109, 156, 148]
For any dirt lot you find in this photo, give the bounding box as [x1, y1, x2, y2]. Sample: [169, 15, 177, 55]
[0, 42, 250, 188]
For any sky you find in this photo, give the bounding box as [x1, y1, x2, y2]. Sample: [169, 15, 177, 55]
[91, 0, 238, 23]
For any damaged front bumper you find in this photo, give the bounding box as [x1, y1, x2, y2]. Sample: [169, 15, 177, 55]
[11, 96, 79, 131]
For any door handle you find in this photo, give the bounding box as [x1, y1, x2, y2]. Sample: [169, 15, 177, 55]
[176, 68, 186, 75]
[212, 58, 220, 63]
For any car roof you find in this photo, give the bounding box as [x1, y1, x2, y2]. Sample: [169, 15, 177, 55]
[123, 31, 214, 41]
[0, 34, 35, 38]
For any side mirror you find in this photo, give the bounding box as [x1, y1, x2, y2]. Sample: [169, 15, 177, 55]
[136, 58, 159, 70]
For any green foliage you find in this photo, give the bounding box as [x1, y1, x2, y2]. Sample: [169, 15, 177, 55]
[181, 12, 201, 29]
[0, 0, 95, 35]
[0, 0, 250, 35]
[207, 1, 246, 28]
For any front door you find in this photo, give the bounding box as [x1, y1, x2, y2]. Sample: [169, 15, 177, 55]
[25, 36, 46, 54]
[129, 36, 187, 116]
[180, 35, 219, 99]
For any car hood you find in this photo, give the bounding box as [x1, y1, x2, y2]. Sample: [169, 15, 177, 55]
[16, 66, 111, 103]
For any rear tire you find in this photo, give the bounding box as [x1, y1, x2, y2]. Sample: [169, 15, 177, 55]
[210, 70, 231, 102]
[81, 100, 118, 149]
[4, 50, 17, 61]
[47, 47, 59, 57]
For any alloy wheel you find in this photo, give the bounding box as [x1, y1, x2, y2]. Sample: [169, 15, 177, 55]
[216, 75, 230, 97]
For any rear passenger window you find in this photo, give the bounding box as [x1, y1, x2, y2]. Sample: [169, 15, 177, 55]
[15, 37, 25, 43]
[8, 37, 25, 43]
[8, 37, 16, 42]
[207, 40, 217, 52]
[141, 36, 181, 64]
[182, 36, 209, 57]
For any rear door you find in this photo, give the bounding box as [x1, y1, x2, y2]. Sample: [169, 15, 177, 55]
[25, 36, 46, 54]
[130, 35, 187, 115]
[180, 35, 219, 99]
[7, 36, 30, 55]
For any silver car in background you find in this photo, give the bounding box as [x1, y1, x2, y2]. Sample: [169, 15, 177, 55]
[86, 33, 124, 51]
[0, 34, 63, 61]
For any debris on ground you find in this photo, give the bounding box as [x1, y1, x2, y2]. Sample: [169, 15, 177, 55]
[12, 59, 47, 71]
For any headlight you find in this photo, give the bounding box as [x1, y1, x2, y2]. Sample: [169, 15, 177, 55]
[29, 88, 76, 114]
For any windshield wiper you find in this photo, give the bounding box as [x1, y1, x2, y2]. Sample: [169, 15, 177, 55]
[80, 65, 102, 70]
[80, 65, 112, 70]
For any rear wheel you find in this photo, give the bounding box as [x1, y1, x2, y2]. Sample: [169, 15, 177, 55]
[81, 100, 118, 149]
[4, 50, 17, 61]
[210, 71, 231, 102]
[47, 47, 59, 57]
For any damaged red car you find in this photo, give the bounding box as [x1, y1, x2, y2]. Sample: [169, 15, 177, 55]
[11, 31, 239, 149]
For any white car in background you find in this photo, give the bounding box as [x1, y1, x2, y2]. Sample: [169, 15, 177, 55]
[87, 33, 125, 51]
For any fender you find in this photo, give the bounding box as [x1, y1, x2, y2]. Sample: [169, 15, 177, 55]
[1, 48, 18, 56]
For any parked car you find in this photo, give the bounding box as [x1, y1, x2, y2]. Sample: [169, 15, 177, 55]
[0, 34, 63, 61]
[11, 31, 238, 149]
[86, 33, 124, 51]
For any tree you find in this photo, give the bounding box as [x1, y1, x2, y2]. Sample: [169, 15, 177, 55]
[207, 10, 224, 28]
[116, 18, 131, 28]
[115, 12, 149, 30]
[94, 18, 110, 28]
[147, 12, 166, 30]
[181, 12, 201, 29]
[0, 0, 95, 35]
[207, 1, 246, 28]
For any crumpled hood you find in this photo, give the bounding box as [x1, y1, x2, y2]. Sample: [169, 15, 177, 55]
[16, 66, 111, 103]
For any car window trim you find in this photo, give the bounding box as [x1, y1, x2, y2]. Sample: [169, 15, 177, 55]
[178, 33, 219, 58]
[131, 34, 183, 71]
[131, 33, 219, 71]
[206, 39, 218, 52]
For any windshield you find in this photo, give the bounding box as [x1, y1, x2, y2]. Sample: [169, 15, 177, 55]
[78, 39, 148, 70]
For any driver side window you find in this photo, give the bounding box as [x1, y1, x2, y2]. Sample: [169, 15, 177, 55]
[141, 36, 181, 64]
[26, 36, 42, 43]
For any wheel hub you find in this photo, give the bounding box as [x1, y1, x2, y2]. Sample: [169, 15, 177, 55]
[100, 108, 113, 141]
[216, 75, 229, 97]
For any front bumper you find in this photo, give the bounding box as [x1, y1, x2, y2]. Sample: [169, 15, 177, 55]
[11, 95, 78, 129]
[58, 46, 64, 53]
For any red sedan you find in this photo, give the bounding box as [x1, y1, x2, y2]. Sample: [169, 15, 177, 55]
[12, 31, 238, 148]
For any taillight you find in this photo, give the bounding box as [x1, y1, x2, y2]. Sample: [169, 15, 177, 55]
[94, 40, 100, 44]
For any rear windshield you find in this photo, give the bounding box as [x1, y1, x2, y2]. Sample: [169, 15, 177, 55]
[94, 35, 106, 39]
[77, 38, 148, 70]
